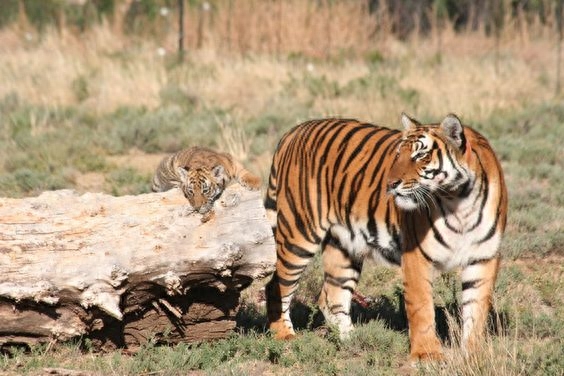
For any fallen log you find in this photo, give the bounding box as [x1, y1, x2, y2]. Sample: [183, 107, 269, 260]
[0, 185, 275, 351]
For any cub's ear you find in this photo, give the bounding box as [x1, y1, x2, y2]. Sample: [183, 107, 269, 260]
[401, 112, 421, 130]
[177, 166, 189, 182]
[440, 113, 464, 148]
[211, 165, 227, 183]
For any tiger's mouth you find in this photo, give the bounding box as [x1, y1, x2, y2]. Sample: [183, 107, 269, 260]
[388, 182, 436, 211]
[391, 192, 420, 211]
[193, 191, 223, 214]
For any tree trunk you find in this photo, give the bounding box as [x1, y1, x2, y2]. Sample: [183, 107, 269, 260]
[0, 185, 275, 351]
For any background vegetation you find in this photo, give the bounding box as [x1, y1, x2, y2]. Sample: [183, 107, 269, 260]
[0, 0, 562, 375]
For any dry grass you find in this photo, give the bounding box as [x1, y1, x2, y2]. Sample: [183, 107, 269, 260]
[0, 12, 559, 123]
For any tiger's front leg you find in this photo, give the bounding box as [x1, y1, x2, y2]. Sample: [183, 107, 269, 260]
[318, 236, 363, 339]
[460, 256, 500, 353]
[401, 248, 443, 361]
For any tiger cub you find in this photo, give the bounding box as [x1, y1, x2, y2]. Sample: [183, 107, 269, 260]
[264, 114, 507, 361]
[152, 146, 261, 215]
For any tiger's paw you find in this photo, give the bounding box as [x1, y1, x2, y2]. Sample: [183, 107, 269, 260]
[275, 332, 296, 340]
[408, 349, 444, 363]
[269, 321, 296, 340]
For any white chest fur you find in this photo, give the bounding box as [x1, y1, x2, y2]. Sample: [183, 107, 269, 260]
[419, 193, 502, 271]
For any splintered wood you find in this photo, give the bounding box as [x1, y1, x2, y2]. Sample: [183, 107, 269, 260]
[0, 185, 275, 350]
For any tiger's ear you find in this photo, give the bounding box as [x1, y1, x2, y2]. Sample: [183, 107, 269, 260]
[177, 167, 189, 182]
[401, 112, 421, 130]
[440, 113, 464, 148]
[211, 165, 227, 184]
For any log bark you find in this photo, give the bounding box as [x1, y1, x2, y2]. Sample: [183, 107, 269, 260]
[0, 185, 275, 351]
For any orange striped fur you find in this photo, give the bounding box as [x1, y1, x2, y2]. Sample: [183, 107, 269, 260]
[265, 114, 507, 360]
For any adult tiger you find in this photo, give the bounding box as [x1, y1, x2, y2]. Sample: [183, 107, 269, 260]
[265, 113, 507, 360]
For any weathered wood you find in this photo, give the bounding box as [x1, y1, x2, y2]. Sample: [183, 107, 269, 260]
[0, 185, 275, 350]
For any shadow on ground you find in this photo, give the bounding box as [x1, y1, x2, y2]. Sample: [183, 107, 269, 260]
[236, 292, 509, 345]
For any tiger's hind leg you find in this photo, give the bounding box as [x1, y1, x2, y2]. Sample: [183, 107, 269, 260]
[266, 239, 319, 340]
[460, 256, 500, 353]
[318, 235, 363, 339]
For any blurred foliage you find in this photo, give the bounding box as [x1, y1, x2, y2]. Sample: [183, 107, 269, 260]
[1, 0, 562, 40]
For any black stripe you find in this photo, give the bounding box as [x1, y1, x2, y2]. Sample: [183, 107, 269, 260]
[343, 173, 365, 236]
[322, 233, 343, 250]
[419, 248, 436, 264]
[410, 215, 439, 266]
[298, 158, 322, 243]
[462, 279, 480, 291]
[277, 275, 297, 287]
[460, 130, 468, 155]
[438, 201, 463, 233]
[324, 271, 359, 284]
[285, 188, 317, 244]
[323, 167, 332, 228]
[441, 145, 469, 193]
[469, 164, 486, 208]
[460, 299, 477, 307]
[284, 241, 316, 258]
[368, 131, 402, 186]
[324, 274, 359, 289]
[458, 180, 472, 198]
[277, 213, 295, 239]
[264, 195, 276, 210]
[366, 135, 402, 235]
[342, 128, 382, 170]
[278, 255, 307, 271]
[473, 154, 506, 245]
[315, 119, 357, 226]
[427, 210, 450, 249]
[367, 191, 379, 236]
[468, 257, 494, 265]
[474, 219, 498, 245]
[345, 261, 363, 275]
[434, 142, 443, 171]
[467, 155, 489, 232]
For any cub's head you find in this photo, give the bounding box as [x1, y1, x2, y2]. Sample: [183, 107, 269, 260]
[387, 113, 473, 211]
[177, 165, 228, 214]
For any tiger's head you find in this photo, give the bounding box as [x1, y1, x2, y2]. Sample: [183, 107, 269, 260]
[387, 113, 473, 211]
[177, 165, 228, 214]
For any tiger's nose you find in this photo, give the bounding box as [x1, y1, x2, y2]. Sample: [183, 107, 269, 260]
[387, 179, 401, 191]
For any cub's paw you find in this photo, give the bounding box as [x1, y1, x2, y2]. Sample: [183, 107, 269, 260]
[200, 210, 216, 223]
[240, 173, 262, 191]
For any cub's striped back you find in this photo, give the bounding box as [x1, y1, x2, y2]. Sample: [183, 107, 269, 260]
[265, 114, 507, 361]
